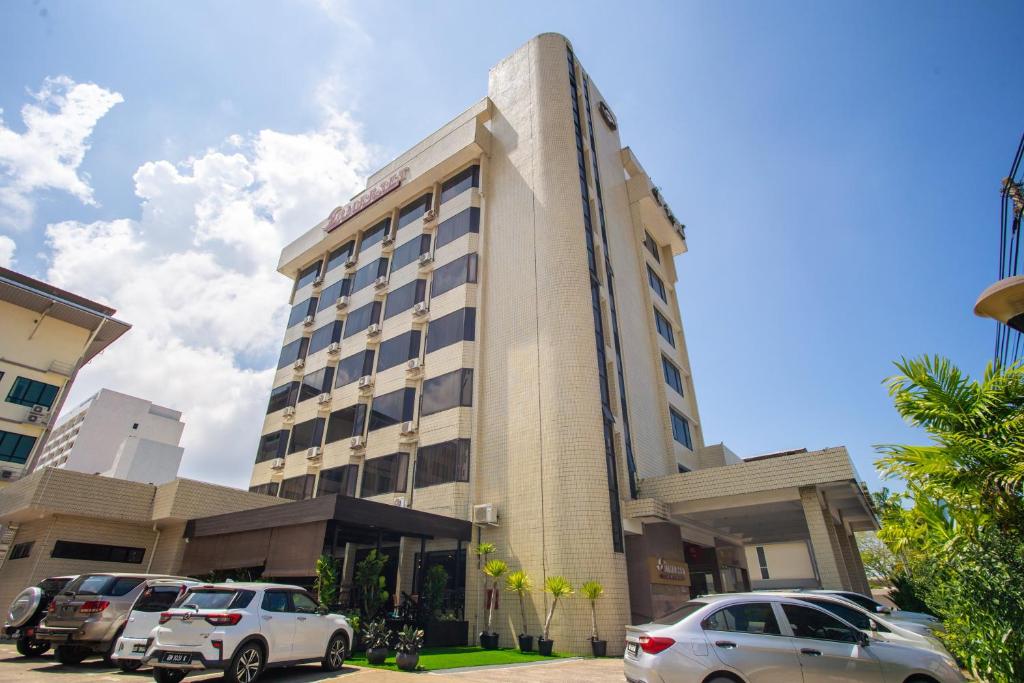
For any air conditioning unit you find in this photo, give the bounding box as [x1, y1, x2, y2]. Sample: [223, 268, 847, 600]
[373, 276, 388, 289]
[25, 405, 51, 425]
[400, 421, 417, 436]
[306, 447, 322, 461]
[336, 295, 350, 310]
[357, 375, 373, 389]
[270, 457, 285, 470]
[472, 503, 498, 526]
[350, 436, 366, 449]
[312, 275, 324, 287]
[327, 342, 341, 355]
[303, 315, 315, 327]
[282, 406, 296, 420]
[423, 208, 438, 223]
[344, 255, 358, 269]
[394, 496, 408, 508]
[412, 302, 429, 317]
[406, 358, 423, 372]
[417, 252, 433, 267]
[316, 393, 332, 405]
[293, 358, 306, 371]
[366, 323, 381, 337]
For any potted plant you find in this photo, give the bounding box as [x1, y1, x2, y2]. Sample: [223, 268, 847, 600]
[505, 570, 534, 652]
[314, 554, 339, 609]
[475, 543, 507, 649]
[355, 549, 390, 621]
[395, 625, 424, 671]
[538, 576, 573, 656]
[362, 620, 391, 665]
[581, 580, 606, 657]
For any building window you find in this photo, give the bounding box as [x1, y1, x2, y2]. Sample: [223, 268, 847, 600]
[677, 463, 691, 473]
[391, 234, 432, 272]
[384, 279, 426, 320]
[298, 367, 335, 403]
[654, 308, 675, 347]
[316, 278, 351, 312]
[398, 193, 433, 229]
[326, 241, 355, 273]
[368, 388, 416, 431]
[249, 482, 280, 497]
[8, 541, 33, 560]
[376, 331, 422, 372]
[277, 337, 310, 369]
[342, 301, 382, 339]
[266, 382, 300, 414]
[6, 377, 59, 408]
[52, 540, 145, 564]
[420, 369, 473, 417]
[647, 265, 667, 302]
[430, 253, 478, 298]
[351, 257, 390, 294]
[425, 307, 475, 354]
[662, 356, 684, 395]
[0, 430, 37, 464]
[335, 351, 375, 388]
[440, 165, 480, 204]
[644, 231, 661, 263]
[360, 218, 391, 249]
[670, 408, 693, 449]
[415, 439, 470, 488]
[288, 417, 326, 454]
[755, 546, 770, 580]
[309, 320, 342, 355]
[325, 403, 368, 444]
[255, 430, 289, 463]
[295, 261, 322, 290]
[279, 474, 315, 501]
[316, 464, 358, 497]
[435, 207, 480, 250]
[287, 297, 318, 329]
[361, 453, 409, 496]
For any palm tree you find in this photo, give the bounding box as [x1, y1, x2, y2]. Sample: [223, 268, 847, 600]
[505, 570, 532, 636]
[541, 576, 573, 641]
[481, 559, 508, 633]
[580, 581, 603, 641]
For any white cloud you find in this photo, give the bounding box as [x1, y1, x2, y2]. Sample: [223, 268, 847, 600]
[43, 95, 373, 488]
[0, 76, 123, 230]
[0, 235, 15, 267]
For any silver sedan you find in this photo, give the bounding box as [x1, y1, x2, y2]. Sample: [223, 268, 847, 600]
[623, 594, 965, 683]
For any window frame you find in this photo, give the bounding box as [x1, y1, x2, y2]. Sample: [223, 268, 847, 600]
[6, 377, 60, 408]
[647, 264, 667, 302]
[662, 356, 684, 395]
[670, 408, 693, 449]
[654, 308, 675, 347]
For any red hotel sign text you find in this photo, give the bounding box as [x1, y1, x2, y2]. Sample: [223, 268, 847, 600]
[324, 167, 409, 233]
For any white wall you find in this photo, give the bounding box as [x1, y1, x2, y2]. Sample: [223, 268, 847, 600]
[745, 541, 817, 587]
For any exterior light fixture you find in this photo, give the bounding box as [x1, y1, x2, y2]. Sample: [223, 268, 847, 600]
[975, 276, 1024, 332]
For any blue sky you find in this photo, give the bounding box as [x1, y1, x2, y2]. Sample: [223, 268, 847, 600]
[1, 1, 1021, 490]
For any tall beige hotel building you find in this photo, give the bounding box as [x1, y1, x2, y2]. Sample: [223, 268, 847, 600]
[249, 34, 876, 654]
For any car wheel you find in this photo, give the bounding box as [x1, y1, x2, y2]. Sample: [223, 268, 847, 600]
[322, 632, 348, 671]
[16, 636, 50, 657]
[118, 659, 144, 672]
[54, 645, 90, 666]
[224, 642, 264, 683]
[152, 668, 187, 683]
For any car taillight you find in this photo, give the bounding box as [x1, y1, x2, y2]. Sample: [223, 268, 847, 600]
[204, 613, 243, 626]
[159, 612, 173, 624]
[78, 600, 109, 614]
[47, 602, 57, 613]
[639, 635, 675, 654]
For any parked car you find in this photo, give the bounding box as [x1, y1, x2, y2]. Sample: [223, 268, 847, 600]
[4, 575, 77, 657]
[623, 594, 966, 683]
[807, 589, 941, 627]
[110, 579, 201, 672]
[37, 572, 191, 665]
[145, 582, 353, 683]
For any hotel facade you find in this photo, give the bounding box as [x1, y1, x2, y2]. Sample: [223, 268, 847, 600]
[246, 34, 876, 654]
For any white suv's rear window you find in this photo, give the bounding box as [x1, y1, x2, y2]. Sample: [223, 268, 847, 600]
[177, 589, 253, 610]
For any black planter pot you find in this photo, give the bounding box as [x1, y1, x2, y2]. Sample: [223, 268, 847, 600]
[366, 647, 388, 665]
[479, 632, 500, 649]
[590, 639, 607, 657]
[517, 634, 534, 652]
[396, 652, 419, 671]
[537, 637, 554, 656]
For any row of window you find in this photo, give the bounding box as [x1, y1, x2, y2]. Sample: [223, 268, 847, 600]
[0, 429, 37, 464]
[5, 539, 147, 564]
[5, 376, 60, 409]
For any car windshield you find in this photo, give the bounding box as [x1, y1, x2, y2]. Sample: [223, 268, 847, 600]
[134, 586, 185, 613]
[176, 589, 238, 610]
[651, 602, 707, 625]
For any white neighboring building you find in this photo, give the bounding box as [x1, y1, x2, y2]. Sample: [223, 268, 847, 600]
[32, 389, 184, 485]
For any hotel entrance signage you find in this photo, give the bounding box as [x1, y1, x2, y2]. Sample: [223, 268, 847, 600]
[648, 556, 690, 585]
[324, 167, 409, 233]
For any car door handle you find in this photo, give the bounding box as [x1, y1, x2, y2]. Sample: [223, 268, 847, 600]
[714, 640, 737, 649]
[262, 616, 272, 621]
[800, 648, 822, 656]
[297, 616, 307, 621]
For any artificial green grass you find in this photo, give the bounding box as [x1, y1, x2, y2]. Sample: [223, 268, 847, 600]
[348, 645, 569, 672]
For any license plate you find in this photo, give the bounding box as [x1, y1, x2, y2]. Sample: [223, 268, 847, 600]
[161, 653, 192, 664]
[133, 644, 147, 653]
[626, 642, 639, 657]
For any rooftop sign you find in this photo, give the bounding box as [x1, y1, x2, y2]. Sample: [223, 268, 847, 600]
[324, 167, 409, 233]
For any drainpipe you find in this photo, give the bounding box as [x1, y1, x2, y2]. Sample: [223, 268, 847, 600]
[146, 525, 162, 573]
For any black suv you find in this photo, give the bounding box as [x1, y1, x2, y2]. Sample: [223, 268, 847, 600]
[5, 576, 77, 657]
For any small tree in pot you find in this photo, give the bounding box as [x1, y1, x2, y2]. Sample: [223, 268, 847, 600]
[314, 554, 339, 609]
[479, 558, 508, 648]
[505, 570, 533, 652]
[362, 620, 391, 665]
[395, 625, 424, 671]
[581, 581, 606, 656]
[539, 576, 573, 656]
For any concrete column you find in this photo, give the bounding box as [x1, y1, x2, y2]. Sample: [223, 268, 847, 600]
[830, 521, 856, 591]
[845, 531, 871, 595]
[799, 487, 847, 590]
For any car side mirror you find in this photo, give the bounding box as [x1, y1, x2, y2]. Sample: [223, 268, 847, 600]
[875, 605, 891, 614]
[317, 605, 330, 616]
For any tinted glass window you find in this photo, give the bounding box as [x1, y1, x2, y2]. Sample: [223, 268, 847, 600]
[277, 337, 309, 369]
[703, 603, 781, 635]
[368, 388, 416, 431]
[415, 439, 470, 488]
[134, 586, 185, 612]
[316, 464, 358, 497]
[6, 377, 60, 408]
[833, 592, 883, 612]
[662, 356, 684, 395]
[352, 258, 389, 293]
[52, 542, 145, 566]
[335, 350, 375, 387]
[360, 218, 390, 249]
[648, 265, 667, 302]
[384, 279, 427, 319]
[644, 231, 661, 263]
[0, 430, 37, 464]
[255, 430, 288, 463]
[421, 369, 473, 417]
[325, 404, 367, 444]
[342, 301, 382, 338]
[298, 367, 334, 402]
[431, 253, 478, 298]
[435, 207, 480, 250]
[292, 592, 319, 613]
[72, 575, 115, 595]
[391, 234, 431, 271]
[288, 417, 325, 453]
[287, 298, 318, 328]
[361, 453, 409, 496]
[652, 601, 706, 625]
[802, 598, 871, 630]
[309, 321, 342, 354]
[377, 331, 421, 372]
[279, 474, 315, 501]
[782, 604, 858, 642]
[295, 261, 322, 289]
[266, 382, 299, 414]
[316, 278, 350, 312]
[262, 591, 291, 612]
[440, 165, 479, 204]
[398, 193, 433, 228]
[249, 482, 280, 496]
[326, 242, 355, 273]
[181, 590, 237, 610]
[425, 308, 475, 354]
[8, 541, 32, 559]
[670, 409, 692, 449]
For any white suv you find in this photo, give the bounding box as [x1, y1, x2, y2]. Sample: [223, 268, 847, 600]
[111, 579, 200, 672]
[144, 583, 353, 683]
